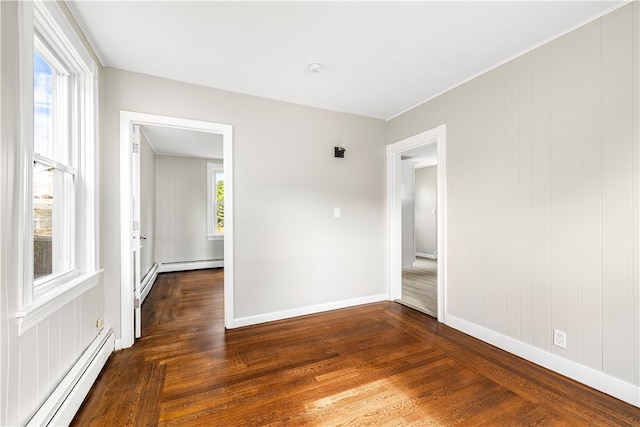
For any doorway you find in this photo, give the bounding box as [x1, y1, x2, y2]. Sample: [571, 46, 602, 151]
[400, 156, 438, 316]
[387, 124, 446, 321]
[119, 111, 234, 348]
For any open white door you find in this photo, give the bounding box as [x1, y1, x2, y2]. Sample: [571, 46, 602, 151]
[132, 124, 142, 338]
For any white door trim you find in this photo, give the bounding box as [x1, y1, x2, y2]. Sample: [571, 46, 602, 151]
[119, 111, 234, 348]
[387, 124, 447, 321]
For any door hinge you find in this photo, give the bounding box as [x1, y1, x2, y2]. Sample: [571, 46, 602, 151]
[133, 220, 140, 231]
[132, 142, 139, 154]
[134, 298, 141, 309]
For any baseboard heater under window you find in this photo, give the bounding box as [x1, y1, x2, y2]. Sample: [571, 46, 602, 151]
[27, 327, 115, 426]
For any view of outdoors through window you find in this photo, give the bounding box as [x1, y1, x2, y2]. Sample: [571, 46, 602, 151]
[216, 172, 224, 234]
[33, 49, 54, 279]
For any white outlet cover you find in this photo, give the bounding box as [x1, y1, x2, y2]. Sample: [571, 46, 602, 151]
[553, 329, 567, 349]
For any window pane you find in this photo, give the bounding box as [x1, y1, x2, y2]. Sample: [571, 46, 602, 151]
[215, 172, 224, 234]
[33, 161, 75, 281]
[33, 50, 53, 159]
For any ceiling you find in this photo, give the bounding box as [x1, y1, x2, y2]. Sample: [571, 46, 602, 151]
[140, 125, 223, 159]
[402, 143, 438, 169]
[68, 1, 625, 121]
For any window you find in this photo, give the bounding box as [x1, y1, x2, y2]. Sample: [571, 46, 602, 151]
[33, 44, 76, 286]
[207, 163, 224, 239]
[18, 0, 98, 319]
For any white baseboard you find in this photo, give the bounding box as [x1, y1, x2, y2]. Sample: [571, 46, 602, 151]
[445, 314, 640, 407]
[27, 327, 115, 426]
[234, 293, 389, 328]
[158, 259, 223, 273]
[415, 252, 436, 259]
[140, 263, 159, 304]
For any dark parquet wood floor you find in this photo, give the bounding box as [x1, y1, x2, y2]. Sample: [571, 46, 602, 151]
[72, 269, 640, 426]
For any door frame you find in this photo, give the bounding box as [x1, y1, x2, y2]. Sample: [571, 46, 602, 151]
[387, 124, 447, 321]
[119, 111, 234, 348]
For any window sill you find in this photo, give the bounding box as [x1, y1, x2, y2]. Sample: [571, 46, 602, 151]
[16, 270, 103, 336]
[207, 235, 224, 241]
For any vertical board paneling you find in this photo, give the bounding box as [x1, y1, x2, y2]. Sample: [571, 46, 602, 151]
[19, 328, 38, 422]
[530, 45, 552, 352]
[550, 30, 583, 361]
[481, 69, 507, 333]
[633, 0, 640, 387]
[36, 322, 49, 408]
[601, 6, 635, 382]
[580, 18, 603, 371]
[518, 53, 534, 345]
[387, 2, 638, 390]
[73, 300, 83, 355]
[59, 301, 76, 375]
[504, 59, 521, 339]
[466, 78, 484, 324]
[155, 155, 223, 263]
[47, 310, 62, 395]
[446, 86, 468, 318]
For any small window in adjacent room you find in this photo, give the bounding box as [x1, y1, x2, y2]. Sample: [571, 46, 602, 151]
[207, 163, 224, 239]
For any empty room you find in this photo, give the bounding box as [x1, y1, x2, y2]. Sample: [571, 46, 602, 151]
[1, 1, 639, 425]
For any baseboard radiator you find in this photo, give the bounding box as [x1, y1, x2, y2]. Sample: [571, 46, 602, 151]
[27, 327, 115, 426]
[140, 263, 159, 304]
[158, 259, 223, 273]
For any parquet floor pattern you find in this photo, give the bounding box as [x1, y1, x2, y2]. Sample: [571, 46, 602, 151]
[72, 269, 640, 426]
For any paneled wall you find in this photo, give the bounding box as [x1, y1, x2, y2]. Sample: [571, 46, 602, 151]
[401, 161, 415, 268]
[387, 4, 638, 387]
[415, 166, 437, 257]
[155, 155, 223, 263]
[0, 2, 105, 425]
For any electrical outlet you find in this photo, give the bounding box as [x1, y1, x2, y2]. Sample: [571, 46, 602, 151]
[553, 329, 567, 349]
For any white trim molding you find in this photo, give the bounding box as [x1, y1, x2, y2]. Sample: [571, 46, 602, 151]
[387, 124, 447, 322]
[16, 270, 102, 335]
[446, 315, 640, 407]
[120, 111, 234, 347]
[234, 294, 389, 328]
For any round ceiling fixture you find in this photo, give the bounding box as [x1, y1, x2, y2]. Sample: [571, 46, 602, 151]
[308, 62, 323, 73]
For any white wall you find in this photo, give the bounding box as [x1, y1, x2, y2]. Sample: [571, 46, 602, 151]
[139, 130, 156, 277]
[102, 67, 387, 335]
[0, 2, 105, 425]
[387, 3, 639, 390]
[415, 166, 437, 257]
[155, 155, 223, 263]
[401, 161, 415, 268]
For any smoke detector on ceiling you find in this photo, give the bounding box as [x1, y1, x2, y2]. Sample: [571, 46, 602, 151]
[308, 62, 323, 73]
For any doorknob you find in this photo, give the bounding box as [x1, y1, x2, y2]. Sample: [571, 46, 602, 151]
[141, 235, 147, 240]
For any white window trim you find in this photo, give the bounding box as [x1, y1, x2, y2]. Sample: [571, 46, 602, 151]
[16, 0, 100, 334]
[207, 162, 224, 240]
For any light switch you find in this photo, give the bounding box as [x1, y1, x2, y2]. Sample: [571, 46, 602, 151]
[334, 207, 341, 218]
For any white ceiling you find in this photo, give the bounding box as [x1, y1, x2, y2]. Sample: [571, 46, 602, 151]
[402, 143, 438, 169]
[140, 125, 223, 159]
[68, 0, 625, 121]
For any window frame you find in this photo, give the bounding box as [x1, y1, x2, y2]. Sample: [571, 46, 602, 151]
[15, 0, 100, 334]
[32, 39, 78, 293]
[207, 162, 224, 240]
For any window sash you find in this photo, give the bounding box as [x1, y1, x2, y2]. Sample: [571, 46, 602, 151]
[208, 163, 224, 238]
